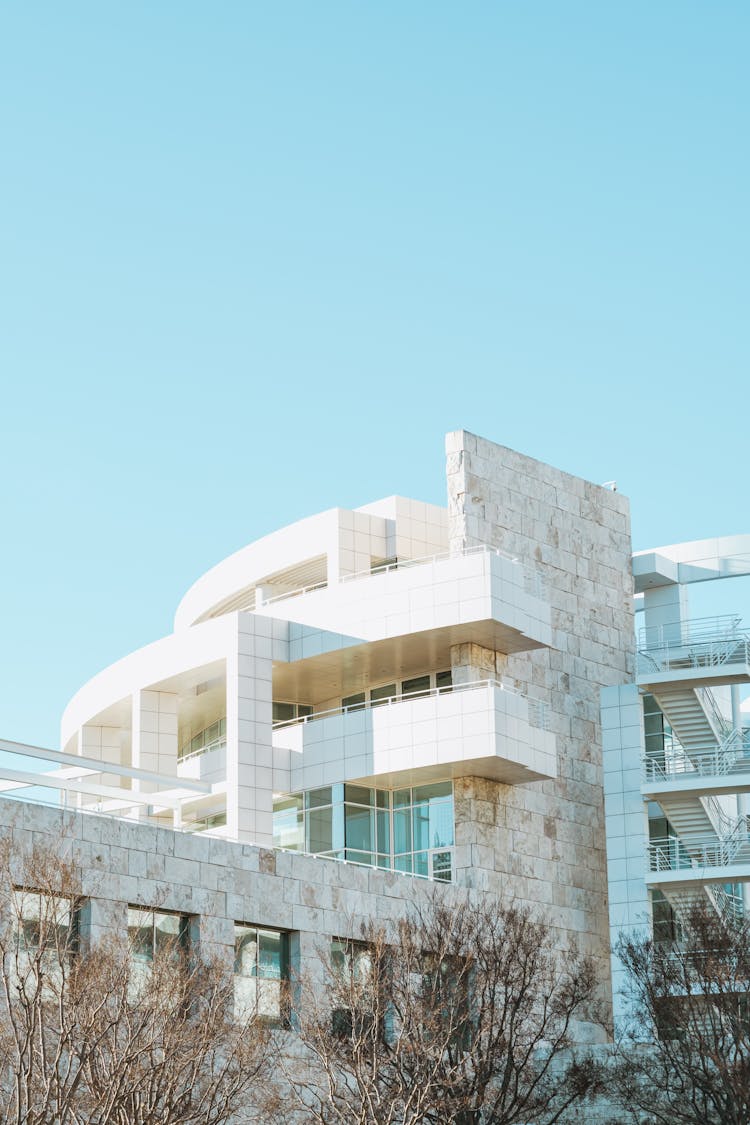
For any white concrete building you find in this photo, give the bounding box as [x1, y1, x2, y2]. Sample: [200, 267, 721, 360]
[604, 536, 750, 1027]
[1, 429, 636, 1035]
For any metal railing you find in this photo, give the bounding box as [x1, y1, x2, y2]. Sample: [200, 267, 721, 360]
[177, 736, 227, 766]
[639, 615, 743, 650]
[710, 884, 745, 927]
[644, 729, 750, 783]
[649, 823, 750, 873]
[637, 615, 750, 677]
[272, 678, 550, 732]
[250, 544, 547, 611]
[696, 685, 734, 741]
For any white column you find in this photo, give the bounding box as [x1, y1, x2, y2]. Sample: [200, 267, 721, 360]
[131, 689, 178, 815]
[226, 614, 275, 845]
[641, 584, 689, 645]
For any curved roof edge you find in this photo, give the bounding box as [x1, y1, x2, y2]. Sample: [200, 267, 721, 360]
[174, 508, 344, 631]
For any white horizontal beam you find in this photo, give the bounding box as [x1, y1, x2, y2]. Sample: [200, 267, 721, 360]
[0, 766, 185, 811]
[0, 738, 210, 793]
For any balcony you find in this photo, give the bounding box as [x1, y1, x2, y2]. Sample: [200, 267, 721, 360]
[269, 547, 552, 702]
[647, 813, 750, 894]
[271, 678, 556, 792]
[643, 731, 750, 799]
[637, 616, 750, 690]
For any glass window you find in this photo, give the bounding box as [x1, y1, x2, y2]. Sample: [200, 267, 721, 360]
[344, 784, 373, 806]
[306, 787, 333, 810]
[344, 804, 374, 853]
[307, 806, 336, 854]
[377, 809, 390, 856]
[370, 683, 397, 706]
[178, 716, 227, 760]
[273, 782, 454, 882]
[394, 808, 412, 855]
[412, 801, 430, 852]
[234, 924, 289, 1023]
[272, 702, 296, 724]
[413, 852, 429, 878]
[14, 890, 78, 956]
[342, 692, 366, 712]
[432, 851, 453, 882]
[331, 939, 372, 983]
[401, 675, 431, 699]
[127, 908, 188, 963]
[436, 670, 453, 691]
[413, 781, 452, 800]
[273, 794, 304, 851]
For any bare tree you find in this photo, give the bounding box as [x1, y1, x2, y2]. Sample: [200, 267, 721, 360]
[0, 835, 271, 1125]
[281, 897, 605, 1125]
[615, 900, 750, 1125]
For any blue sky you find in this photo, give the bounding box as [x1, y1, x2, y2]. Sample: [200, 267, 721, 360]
[1, 2, 748, 747]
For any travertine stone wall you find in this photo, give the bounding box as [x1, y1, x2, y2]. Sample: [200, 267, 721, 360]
[0, 798, 452, 980]
[446, 430, 635, 1025]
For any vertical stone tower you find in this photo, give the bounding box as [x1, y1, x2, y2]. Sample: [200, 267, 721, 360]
[446, 431, 635, 1027]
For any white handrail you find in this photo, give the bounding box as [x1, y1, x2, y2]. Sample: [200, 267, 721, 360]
[643, 730, 749, 782]
[272, 678, 550, 731]
[649, 825, 750, 872]
[249, 544, 547, 611]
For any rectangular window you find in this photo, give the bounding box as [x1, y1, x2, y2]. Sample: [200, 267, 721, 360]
[234, 924, 289, 1023]
[370, 683, 397, 706]
[436, 670, 453, 692]
[272, 701, 295, 724]
[342, 692, 366, 712]
[272, 794, 304, 851]
[13, 890, 79, 957]
[127, 907, 189, 963]
[272, 701, 313, 724]
[401, 675, 431, 699]
[330, 939, 378, 1038]
[273, 783, 454, 882]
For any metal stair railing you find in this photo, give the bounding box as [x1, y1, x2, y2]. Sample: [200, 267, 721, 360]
[648, 818, 750, 873]
[637, 615, 750, 676]
[643, 729, 747, 783]
[709, 884, 745, 926]
[695, 686, 734, 741]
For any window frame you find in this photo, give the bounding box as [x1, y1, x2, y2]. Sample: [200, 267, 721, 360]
[127, 906, 190, 965]
[233, 922, 290, 1026]
[12, 887, 81, 959]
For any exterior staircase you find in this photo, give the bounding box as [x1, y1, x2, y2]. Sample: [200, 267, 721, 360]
[649, 685, 726, 757]
[657, 791, 725, 841]
[662, 883, 743, 928]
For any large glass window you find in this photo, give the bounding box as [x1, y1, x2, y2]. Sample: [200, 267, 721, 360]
[13, 890, 79, 956]
[338, 671, 452, 714]
[272, 794, 304, 851]
[272, 781, 454, 881]
[272, 701, 313, 725]
[234, 924, 289, 1023]
[127, 908, 189, 963]
[178, 717, 226, 761]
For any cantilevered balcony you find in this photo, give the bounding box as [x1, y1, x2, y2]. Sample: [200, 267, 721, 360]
[271, 678, 556, 793]
[268, 547, 552, 703]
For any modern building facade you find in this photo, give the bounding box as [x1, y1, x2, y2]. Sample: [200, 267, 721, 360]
[0, 429, 637, 1040]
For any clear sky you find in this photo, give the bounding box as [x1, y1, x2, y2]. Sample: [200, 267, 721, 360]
[1, 2, 748, 748]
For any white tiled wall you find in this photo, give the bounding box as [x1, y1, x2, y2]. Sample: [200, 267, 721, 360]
[272, 681, 556, 793]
